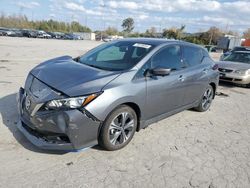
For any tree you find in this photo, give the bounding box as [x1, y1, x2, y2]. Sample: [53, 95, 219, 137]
[206, 26, 223, 45]
[127, 32, 140, 38]
[163, 28, 177, 39]
[121, 17, 134, 33]
[162, 25, 185, 39]
[182, 36, 205, 45]
[178, 25, 185, 39]
[0, 14, 91, 33]
[243, 28, 250, 39]
[145, 27, 157, 37]
[70, 21, 91, 32]
[105, 27, 118, 36]
[225, 30, 239, 37]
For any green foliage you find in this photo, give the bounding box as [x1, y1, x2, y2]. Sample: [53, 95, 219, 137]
[105, 27, 118, 36]
[162, 25, 185, 39]
[182, 36, 206, 45]
[243, 28, 250, 39]
[144, 27, 157, 38]
[1, 13, 239, 46]
[163, 28, 178, 39]
[0, 14, 91, 33]
[121, 17, 134, 33]
[127, 32, 141, 38]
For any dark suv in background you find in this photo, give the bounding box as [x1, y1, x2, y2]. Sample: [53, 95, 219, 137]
[21, 30, 38, 38]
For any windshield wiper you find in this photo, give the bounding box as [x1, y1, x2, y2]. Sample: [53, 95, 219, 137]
[73, 56, 80, 62]
[85, 64, 103, 70]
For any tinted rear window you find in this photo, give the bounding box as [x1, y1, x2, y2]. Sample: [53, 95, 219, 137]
[183, 46, 203, 67]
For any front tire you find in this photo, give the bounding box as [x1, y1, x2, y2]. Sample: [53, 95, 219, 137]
[194, 85, 214, 112]
[99, 105, 137, 151]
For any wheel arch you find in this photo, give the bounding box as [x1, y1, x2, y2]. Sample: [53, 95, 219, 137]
[122, 102, 141, 131]
[209, 82, 216, 99]
[97, 101, 142, 139]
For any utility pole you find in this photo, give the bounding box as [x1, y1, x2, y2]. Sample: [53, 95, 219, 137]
[100, 3, 105, 41]
[209, 31, 213, 45]
[85, 15, 88, 27]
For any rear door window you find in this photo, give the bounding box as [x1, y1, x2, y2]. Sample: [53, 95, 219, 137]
[182, 46, 203, 67]
[151, 45, 183, 71]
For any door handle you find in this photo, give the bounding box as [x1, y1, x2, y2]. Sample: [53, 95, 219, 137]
[178, 75, 185, 82]
[203, 68, 208, 74]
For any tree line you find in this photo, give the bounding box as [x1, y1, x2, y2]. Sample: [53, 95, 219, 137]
[1, 14, 250, 45]
[0, 14, 91, 33]
[118, 17, 250, 45]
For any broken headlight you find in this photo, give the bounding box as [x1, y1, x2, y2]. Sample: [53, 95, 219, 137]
[46, 93, 101, 109]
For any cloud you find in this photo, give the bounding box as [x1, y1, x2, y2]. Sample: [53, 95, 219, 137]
[30, 2, 40, 7]
[107, 1, 139, 10]
[138, 0, 221, 13]
[63, 2, 102, 15]
[16, 1, 40, 9]
[223, 1, 250, 13]
[49, 13, 56, 18]
[138, 14, 148, 20]
[64, 2, 85, 11]
[47, 0, 250, 33]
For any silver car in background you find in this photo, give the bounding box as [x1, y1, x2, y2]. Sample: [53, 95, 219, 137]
[17, 39, 219, 151]
[218, 51, 250, 87]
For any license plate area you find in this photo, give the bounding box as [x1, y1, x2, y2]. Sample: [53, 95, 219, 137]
[219, 73, 226, 77]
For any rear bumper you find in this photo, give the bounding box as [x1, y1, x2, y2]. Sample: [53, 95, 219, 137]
[17, 87, 101, 151]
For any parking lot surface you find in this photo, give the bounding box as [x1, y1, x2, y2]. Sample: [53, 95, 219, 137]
[0, 37, 250, 188]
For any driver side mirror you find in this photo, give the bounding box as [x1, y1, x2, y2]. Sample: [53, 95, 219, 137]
[145, 68, 171, 77]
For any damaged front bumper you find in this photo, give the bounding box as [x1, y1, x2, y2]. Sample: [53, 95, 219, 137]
[17, 82, 101, 151]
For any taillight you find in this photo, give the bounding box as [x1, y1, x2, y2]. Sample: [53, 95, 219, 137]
[212, 64, 218, 70]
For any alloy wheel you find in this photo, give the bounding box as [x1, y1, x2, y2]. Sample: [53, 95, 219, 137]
[109, 112, 135, 146]
[201, 88, 213, 110]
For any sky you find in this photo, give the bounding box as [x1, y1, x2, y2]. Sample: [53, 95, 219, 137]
[0, 0, 249, 33]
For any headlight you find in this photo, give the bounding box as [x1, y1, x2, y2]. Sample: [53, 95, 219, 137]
[234, 69, 249, 75]
[46, 93, 101, 109]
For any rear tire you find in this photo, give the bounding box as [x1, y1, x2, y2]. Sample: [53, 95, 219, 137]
[99, 105, 137, 151]
[194, 85, 214, 112]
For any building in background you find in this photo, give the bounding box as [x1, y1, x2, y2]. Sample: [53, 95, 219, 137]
[73, 32, 96, 40]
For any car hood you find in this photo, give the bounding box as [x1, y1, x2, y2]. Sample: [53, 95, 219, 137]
[31, 56, 121, 96]
[217, 61, 250, 70]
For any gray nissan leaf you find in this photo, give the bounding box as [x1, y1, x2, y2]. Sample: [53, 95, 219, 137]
[17, 39, 219, 151]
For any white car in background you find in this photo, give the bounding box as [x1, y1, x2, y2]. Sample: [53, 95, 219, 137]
[218, 51, 250, 87]
[37, 30, 51, 39]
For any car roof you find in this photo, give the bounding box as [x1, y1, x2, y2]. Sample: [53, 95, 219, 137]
[234, 46, 247, 48]
[233, 46, 250, 50]
[233, 51, 250, 54]
[118, 38, 198, 47]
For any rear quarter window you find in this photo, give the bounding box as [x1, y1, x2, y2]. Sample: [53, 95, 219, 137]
[183, 46, 203, 67]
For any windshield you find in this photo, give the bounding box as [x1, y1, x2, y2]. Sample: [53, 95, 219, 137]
[79, 41, 155, 71]
[223, 52, 250, 64]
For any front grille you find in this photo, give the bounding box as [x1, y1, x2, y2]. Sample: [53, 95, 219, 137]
[220, 77, 233, 81]
[22, 122, 70, 143]
[234, 79, 242, 82]
[218, 68, 233, 73]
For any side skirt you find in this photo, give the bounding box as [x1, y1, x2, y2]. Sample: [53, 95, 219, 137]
[138, 101, 199, 130]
